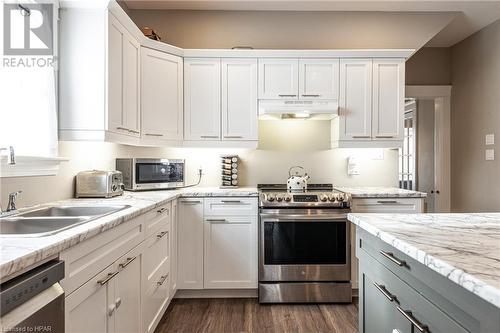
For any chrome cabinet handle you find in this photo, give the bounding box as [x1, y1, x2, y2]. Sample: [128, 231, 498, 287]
[223, 135, 243, 138]
[206, 219, 226, 223]
[396, 306, 429, 333]
[180, 200, 201, 204]
[377, 200, 399, 204]
[201, 135, 219, 138]
[373, 282, 396, 302]
[108, 303, 116, 316]
[278, 94, 297, 97]
[301, 94, 320, 97]
[380, 251, 406, 267]
[119, 256, 136, 269]
[157, 231, 168, 239]
[157, 275, 168, 286]
[221, 200, 242, 203]
[157, 207, 168, 214]
[116, 126, 129, 131]
[352, 135, 370, 138]
[145, 133, 164, 137]
[375, 135, 395, 138]
[128, 129, 140, 134]
[115, 297, 122, 309]
[97, 271, 119, 286]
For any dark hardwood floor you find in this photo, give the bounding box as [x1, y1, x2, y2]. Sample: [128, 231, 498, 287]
[155, 298, 359, 333]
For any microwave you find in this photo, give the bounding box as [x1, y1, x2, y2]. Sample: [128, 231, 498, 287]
[116, 158, 185, 191]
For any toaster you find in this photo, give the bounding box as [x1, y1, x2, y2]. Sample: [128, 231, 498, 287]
[75, 170, 124, 198]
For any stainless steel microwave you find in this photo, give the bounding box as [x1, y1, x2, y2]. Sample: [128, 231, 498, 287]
[116, 158, 185, 191]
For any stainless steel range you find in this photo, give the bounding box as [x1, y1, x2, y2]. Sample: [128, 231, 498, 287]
[258, 184, 352, 303]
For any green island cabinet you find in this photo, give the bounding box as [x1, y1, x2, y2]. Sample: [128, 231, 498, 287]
[357, 227, 500, 333]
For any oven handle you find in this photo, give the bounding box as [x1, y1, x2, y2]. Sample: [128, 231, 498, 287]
[260, 214, 347, 222]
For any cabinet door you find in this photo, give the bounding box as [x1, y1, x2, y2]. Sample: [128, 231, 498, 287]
[339, 59, 372, 140]
[122, 31, 140, 137]
[107, 15, 124, 135]
[178, 199, 204, 289]
[65, 268, 115, 333]
[203, 216, 257, 289]
[372, 59, 405, 140]
[258, 59, 298, 99]
[141, 47, 183, 141]
[113, 248, 141, 333]
[222, 58, 258, 141]
[299, 59, 339, 100]
[170, 199, 178, 295]
[184, 58, 221, 140]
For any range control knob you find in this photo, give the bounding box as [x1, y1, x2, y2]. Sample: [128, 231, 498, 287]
[284, 195, 292, 202]
[328, 194, 336, 202]
[112, 184, 117, 191]
[338, 194, 345, 202]
[319, 194, 328, 202]
[276, 196, 283, 202]
[267, 194, 275, 202]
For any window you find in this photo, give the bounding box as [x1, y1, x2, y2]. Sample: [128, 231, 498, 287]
[399, 99, 417, 190]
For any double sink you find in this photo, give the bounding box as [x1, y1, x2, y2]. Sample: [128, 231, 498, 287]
[0, 205, 131, 237]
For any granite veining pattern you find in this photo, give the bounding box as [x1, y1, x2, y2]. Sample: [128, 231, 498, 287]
[0, 187, 258, 280]
[348, 213, 500, 308]
[335, 186, 427, 198]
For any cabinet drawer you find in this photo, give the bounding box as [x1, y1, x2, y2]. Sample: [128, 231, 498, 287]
[143, 258, 170, 333]
[61, 215, 144, 295]
[143, 226, 170, 283]
[204, 197, 257, 216]
[359, 249, 469, 333]
[352, 198, 423, 213]
[143, 202, 171, 238]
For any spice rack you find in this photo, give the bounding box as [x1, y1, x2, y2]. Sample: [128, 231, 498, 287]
[221, 155, 239, 188]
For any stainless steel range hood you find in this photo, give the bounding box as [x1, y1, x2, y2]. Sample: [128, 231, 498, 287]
[258, 100, 339, 120]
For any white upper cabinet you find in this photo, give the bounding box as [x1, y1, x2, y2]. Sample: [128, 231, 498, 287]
[141, 47, 183, 143]
[258, 59, 299, 99]
[184, 59, 221, 140]
[222, 59, 258, 141]
[338, 59, 373, 140]
[299, 59, 339, 99]
[372, 59, 405, 141]
[122, 34, 141, 136]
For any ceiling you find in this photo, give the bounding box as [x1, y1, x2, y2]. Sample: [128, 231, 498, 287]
[123, 0, 500, 47]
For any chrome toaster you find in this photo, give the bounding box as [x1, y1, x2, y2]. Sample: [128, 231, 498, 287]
[75, 170, 124, 198]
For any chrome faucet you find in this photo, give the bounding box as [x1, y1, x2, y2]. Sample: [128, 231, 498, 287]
[3, 191, 22, 213]
[0, 146, 16, 165]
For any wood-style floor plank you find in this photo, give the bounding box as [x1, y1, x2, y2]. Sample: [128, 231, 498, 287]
[155, 298, 358, 333]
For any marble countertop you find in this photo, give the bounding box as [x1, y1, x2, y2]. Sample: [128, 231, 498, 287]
[335, 186, 427, 198]
[348, 213, 500, 308]
[0, 187, 258, 281]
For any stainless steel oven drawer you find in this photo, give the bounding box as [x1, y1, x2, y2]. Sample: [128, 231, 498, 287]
[259, 282, 352, 303]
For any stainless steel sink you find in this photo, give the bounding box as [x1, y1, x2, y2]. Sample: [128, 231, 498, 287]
[0, 205, 131, 237]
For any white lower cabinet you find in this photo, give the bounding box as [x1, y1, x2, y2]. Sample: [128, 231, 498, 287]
[203, 216, 257, 289]
[170, 199, 179, 294]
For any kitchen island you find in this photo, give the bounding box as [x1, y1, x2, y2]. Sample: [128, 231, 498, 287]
[348, 213, 500, 333]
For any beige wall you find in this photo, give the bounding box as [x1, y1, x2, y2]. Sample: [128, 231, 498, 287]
[1, 121, 398, 208]
[406, 47, 451, 85]
[450, 19, 500, 212]
[128, 9, 453, 50]
[416, 99, 435, 212]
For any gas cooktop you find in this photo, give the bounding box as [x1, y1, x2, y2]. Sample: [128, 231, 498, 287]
[258, 184, 351, 208]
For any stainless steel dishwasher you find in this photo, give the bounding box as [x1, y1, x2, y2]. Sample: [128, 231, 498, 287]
[0, 260, 65, 332]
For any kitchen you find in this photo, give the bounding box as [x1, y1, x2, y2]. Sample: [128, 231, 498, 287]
[0, 1, 499, 332]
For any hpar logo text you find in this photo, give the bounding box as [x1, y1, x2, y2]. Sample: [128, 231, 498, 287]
[3, 3, 53, 56]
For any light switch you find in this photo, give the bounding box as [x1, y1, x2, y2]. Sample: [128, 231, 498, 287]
[485, 134, 495, 145]
[486, 149, 495, 161]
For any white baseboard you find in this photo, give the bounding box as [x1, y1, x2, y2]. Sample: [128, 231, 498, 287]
[174, 289, 258, 299]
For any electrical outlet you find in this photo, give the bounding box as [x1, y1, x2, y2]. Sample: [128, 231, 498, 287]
[485, 149, 495, 161]
[485, 134, 495, 146]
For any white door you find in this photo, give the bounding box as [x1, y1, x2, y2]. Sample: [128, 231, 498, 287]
[339, 59, 373, 140]
[222, 58, 258, 141]
[107, 15, 124, 135]
[258, 59, 298, 99]
[141, 47, 183, 141]
[372, 59, 405, 140]
[122, 30, 140, 137]
[113, 248, 141, 333]
[170, 199, 178, 295]
[184, 58, 221, 140]
[177, 199, 204, 289]
[203, 216, 257, 289]
[65, 269, 115, 333]
[299, 59, 339, 100]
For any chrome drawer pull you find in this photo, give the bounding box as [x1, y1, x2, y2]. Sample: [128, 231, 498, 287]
[157, 207, 168, 214]
[375, 135, 395, 138]
[119, 256, 136, 269]
[128, 129, 140, 134]
[377, 200, 399, 204]
[201, 135, 219, 138]
[157, 231, 168, 239]
[157, 275, 168, 286]
[97, 271, 119, 286]
[380, 251, 406, 267]
[206, 219, 226, 222]
[145, 133, 164, 137]
[116, 126, 129, 131]
[373, 282, 396, 302]
[223, 135, 243, 138]
[396, 306, 429, 333]
[221, 200, 242, 203]
[278, 94, 297, 97]
[180, 200, 201, 204]
[352, 135, 370, 138]
[301, 94, 320, 97]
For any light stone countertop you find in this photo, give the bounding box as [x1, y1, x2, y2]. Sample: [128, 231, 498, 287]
[0, 187, 258, 281]
[335, 186, 427, 198]
[348, 212, 500, 308]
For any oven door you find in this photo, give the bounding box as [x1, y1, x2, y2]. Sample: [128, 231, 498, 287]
[259, 209, 350, 282]
[133, 159, 184, 190]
